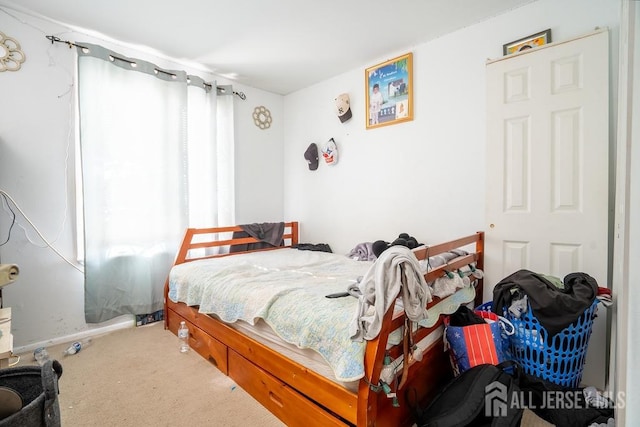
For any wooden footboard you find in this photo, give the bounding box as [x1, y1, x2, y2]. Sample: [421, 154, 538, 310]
[163, 223, 484, 427]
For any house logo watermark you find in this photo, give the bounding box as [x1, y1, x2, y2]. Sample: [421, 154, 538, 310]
[485, 381, 508, 417]
[484, 381, 625, 417]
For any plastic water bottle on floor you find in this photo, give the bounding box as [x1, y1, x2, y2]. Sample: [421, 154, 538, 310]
[178, 321, 189, 353]
[63, 338, 92, 356]
[34, 347, 50, 365]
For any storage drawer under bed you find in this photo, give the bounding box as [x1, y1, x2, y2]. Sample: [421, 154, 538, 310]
[228, 349, 349, 427]
[166, 307, 229, 375]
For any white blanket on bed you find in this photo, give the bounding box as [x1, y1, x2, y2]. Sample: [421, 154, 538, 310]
[169, 249, 372, 382]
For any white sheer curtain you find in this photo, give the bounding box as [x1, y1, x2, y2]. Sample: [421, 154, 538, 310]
[186, 80, 235, 228]
[77, 44, 234, 323]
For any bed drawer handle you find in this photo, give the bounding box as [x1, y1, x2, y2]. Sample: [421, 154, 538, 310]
[269, 391, 283, 408]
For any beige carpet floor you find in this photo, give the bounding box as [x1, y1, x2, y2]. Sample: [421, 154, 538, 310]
[13, 322, 552, 426]
[15, 322, 285, 427]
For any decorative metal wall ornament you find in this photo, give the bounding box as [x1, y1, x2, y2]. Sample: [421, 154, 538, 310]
[252, 106, 272, 129]
[0, 32, 26, 72]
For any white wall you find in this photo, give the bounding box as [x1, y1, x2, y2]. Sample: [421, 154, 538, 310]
[284, 0, 620, 256]
[622, 2, 640, 422]
[0, 7, 284, 350]
[234, 90, 284, 225]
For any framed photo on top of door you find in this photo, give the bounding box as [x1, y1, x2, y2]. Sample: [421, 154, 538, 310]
[365, 52, 413, 129]
[503, 29, 551, 55]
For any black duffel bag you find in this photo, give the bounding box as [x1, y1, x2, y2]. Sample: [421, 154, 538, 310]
[413, 360, 615, 427]
[415, 361, 522, 427]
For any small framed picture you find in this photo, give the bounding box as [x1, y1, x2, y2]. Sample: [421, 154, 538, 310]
[503, 29, 552, 55]
[365, 52, 413, 129]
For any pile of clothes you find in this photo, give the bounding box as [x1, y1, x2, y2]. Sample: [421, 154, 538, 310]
[346, 232, 423, 261]
[492, 269, 599, 339]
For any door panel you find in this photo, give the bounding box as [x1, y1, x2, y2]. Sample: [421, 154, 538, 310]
[485, 29, 609, 388]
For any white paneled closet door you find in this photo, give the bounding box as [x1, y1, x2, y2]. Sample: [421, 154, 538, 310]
[485, 28, 609, 389]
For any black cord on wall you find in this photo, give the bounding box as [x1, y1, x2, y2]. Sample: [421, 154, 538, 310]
[0, 193, 16, 247]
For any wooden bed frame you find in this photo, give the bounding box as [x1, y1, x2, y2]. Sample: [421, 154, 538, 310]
[164, 222, 484, 427]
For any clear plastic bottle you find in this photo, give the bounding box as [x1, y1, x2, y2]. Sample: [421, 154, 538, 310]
[34, 347, 50, 366]
[63, 338, 92, 356]
[178, 321, 189, 353]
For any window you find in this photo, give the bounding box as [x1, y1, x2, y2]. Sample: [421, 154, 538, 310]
[76, 43, 234, 323]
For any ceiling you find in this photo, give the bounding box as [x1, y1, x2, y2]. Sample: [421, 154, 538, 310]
[3, 0, 536, 95]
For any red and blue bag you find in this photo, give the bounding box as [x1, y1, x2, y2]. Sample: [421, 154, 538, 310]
[444, 309, 514, 376]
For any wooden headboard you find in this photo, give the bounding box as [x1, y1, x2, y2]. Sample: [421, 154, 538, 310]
[173, 221, 299, 264]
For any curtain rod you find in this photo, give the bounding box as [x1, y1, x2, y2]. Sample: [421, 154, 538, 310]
[46, 34, 88, 50]
[46, 35, 246, 100]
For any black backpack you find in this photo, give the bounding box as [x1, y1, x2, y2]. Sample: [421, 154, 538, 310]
[415, 361, 522, 427]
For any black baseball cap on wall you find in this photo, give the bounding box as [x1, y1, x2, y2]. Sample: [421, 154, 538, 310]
[304, 143, 319, 170]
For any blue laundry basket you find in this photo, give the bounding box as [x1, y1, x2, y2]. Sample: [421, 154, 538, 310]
[483, 299, 599, 388]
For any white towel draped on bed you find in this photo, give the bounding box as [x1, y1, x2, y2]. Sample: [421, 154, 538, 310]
[349, 246, 432, 342]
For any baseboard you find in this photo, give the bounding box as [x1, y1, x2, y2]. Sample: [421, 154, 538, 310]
[13, 315, 136, 355]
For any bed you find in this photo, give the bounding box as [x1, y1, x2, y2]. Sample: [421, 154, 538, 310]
[163, 222, 484, 427]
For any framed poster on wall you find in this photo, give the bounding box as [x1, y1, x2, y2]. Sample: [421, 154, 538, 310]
[365, 52, 413, 129]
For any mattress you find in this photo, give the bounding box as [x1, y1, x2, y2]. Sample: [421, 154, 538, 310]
[228, 316, 445, 392]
